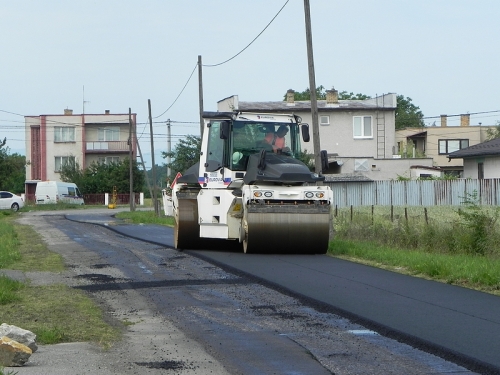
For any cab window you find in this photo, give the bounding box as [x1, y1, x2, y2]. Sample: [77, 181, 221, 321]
[206, 121, 225, 171]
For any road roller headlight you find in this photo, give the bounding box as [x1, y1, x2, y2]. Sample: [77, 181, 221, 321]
[316, 192, 324, 198]
[253, 191, 263, 198]
[264, 191, 273, 198]
[305, 191, 314, 198]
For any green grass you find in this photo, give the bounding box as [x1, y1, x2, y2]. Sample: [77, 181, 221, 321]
[330, 205, 500, 295]
[0, 366, 18, 375]
[1, 284, 119, 346]
[0, 213, 22, 268]
[1, 215, 64, 272]
[329, 239, 500, 293]
[0, 275, 24, 304]
[0, 213, 121, 347]
[115, 210, 174, 226]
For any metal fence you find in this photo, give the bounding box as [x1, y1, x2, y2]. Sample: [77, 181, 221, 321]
[324, 179, 500, 207]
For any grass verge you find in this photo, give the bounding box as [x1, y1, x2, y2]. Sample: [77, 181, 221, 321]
[329, 239, 500, 296]
[0, 211, 121, 347]
[1, 284, 118, 346]
[115, 210, 174, 226]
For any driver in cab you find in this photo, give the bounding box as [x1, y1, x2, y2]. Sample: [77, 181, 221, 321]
[264, 125, 289, 153]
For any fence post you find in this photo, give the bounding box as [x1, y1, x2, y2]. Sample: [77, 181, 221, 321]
[391, 205, 394, 222]
[405, 207, 408, 224]
[371, 205, 374, 225]
[105, 193, 109, 206]
[350, 205, 353, 222]
[424, 207, 428, 225]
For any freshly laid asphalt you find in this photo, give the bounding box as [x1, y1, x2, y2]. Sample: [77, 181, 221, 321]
[67, 211, 500, 375]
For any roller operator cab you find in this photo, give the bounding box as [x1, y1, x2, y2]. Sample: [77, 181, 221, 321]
[172, 111, 333, 254]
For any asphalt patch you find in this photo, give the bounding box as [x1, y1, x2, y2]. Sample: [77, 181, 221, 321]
[135, 360, 194, 370]
[76, 273, 123, 283]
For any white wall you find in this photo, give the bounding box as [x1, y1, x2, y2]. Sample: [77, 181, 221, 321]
[485, 157, 500, 178]
[300, 109, 396, 159]
[463, 156, 500, 179]
[327, 157, 434, 180]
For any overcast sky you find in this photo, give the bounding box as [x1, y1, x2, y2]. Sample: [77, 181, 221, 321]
[2, 0, 499, 167]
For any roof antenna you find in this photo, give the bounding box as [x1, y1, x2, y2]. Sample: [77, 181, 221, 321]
[83, 85, 90, 114]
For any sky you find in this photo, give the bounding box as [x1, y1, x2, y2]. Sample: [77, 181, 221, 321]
[2, 0, 500, 168]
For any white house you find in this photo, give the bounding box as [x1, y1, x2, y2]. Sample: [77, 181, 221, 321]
[448, 137, 500, 179]
[217, 90, 433, 180]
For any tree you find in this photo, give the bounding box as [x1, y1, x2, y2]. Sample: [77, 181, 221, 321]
[60, 158, 145, 194]
[284, 85, 327, 100]
[0, 138, 27, 193]
[162, 135, 201, 180]
[395, 95, 425, 129]
[338, 91, 371, 100]
[283, 86, 371, 101]
[486, 121, 500, 140]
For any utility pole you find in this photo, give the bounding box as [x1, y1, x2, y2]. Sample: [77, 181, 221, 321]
[303, 0, 322, 176]
[148, 99, 159, 216]
[198, 55, 204, 136]
[167, 119, 172, 178]
[128, 108, 135, 211]
[134, 123, 154, 203]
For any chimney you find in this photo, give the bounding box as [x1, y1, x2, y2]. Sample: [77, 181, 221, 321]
[64, 109, 73, 115]
[105, 110, 110, 115]
[286, 89, 295, 105]
[440, 115, 447, 127]
[326, 89, 338, 104]
[460, 114, 470, 127]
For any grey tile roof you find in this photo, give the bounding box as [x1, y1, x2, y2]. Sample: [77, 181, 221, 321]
[448, 137, 500, 159]
[238, 99, 394, 112]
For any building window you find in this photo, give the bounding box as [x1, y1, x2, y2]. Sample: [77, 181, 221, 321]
[438, 139, 469, 154]
[353, 116, 372, 138]
[98, 127, 120, 141]
[320, 115, 330, 126]
[98, 156, 120, 164]
[54, 156, 75, 172]
[54, 127, 75, 142]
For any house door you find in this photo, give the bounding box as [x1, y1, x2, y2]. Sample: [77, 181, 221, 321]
[478, 162, 484, 179]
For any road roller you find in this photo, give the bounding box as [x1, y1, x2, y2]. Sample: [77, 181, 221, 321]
[171, 111, 333, 254]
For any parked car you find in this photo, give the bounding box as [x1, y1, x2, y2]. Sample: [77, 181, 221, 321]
[0, 191, 24, 212]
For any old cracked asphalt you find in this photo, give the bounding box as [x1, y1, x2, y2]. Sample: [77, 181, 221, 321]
[3, 208, 231, 375]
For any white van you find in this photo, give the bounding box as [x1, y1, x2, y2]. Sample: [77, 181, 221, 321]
[35, 181, 85, 205]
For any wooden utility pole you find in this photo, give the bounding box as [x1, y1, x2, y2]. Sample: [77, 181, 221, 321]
[167, 119, 172, 177]
[134, 124, 154, 203]
[303, 0, 322, 176]
[128, 108, 135, 211]
[148, 99, 159, 216]
[198, 55, 204, 136]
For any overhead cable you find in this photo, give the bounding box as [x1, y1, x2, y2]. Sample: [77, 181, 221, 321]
[203, 0, 289, 68]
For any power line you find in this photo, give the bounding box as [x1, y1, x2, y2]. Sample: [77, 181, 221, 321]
[423, 110, 500, 119]
[150, 1, 290, 119]
[202, 0, 290, 68]
[153, 63, 198, 119]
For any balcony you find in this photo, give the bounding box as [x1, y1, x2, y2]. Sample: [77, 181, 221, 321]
[86, 141, 129, 153]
